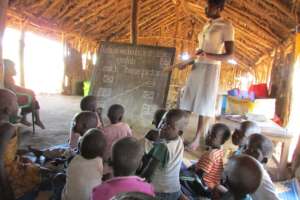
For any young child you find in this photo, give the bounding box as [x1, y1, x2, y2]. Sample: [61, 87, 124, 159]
[92, 137, 155, 200]
[62, 128, 106, 200]
[0, 116, 15, 200]
[69, 96, 103, 149]
[145, 109, 167, 142]
[30, 111, 99, 162]
[140, 109, 189, 200]
[143, 109, 167, 154]
[0, 88, 52, 199]
[194, 123, 231, 197]
[80, 95, 103, 127]
[102, 104, 132, 176]
[243, 134, 280, 200]
[231, 121, 261, 155]
[221, 155, 263, 200]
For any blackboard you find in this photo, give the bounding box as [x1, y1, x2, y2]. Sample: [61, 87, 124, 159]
[90, 42, 175, 127]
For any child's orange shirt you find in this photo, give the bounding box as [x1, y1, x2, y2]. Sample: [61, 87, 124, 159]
[195, 148, 224, 189]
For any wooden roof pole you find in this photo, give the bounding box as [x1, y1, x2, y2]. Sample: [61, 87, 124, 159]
[0, 0, 8, 88]
[19, 23, 25, 87]
[131, 0, 138, 45]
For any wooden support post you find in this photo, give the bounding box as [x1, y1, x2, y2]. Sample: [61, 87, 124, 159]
[131, 0, 138, 45]
[0, 0, 8, 88]
[19, 26, 25, 87]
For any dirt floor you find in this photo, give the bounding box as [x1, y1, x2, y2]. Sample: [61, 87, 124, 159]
[18, 95, 81, 149]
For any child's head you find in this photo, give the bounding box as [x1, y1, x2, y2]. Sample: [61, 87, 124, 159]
[159, 109, 189, 140]
[152, 109, 166, 128]
[3, 59, 16, 77]
[111, 137, 144, 177]
[243, 134, 273, 164]
[205, 123, 231, 148]
[0, 89, 18, 119]
[80, 96, 97, 112]
[224, 155, 262, 199]
[108, 104, 124, 124]
[80, 128, 106, 159]
[73, 111, 98, 136]
[232, 121, 261, 146]
[111, 192, 156, 200]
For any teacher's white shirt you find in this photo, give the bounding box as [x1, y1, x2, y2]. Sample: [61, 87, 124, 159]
[197, 17, 234, 65]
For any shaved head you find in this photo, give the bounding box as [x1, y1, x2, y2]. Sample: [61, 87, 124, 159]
[225, 155, 262, 198]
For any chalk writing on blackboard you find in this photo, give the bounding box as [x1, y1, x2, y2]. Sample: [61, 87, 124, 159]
[103, 75, 114, 84]
[103, 66, 116, 73]
[91, 42, 175, 127]
[143, 91, 155, 101]
[97, 87, 112, 97]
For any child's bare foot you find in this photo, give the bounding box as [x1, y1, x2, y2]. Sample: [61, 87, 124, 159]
[20, 118, 32, 127]
[35, 120, 45, 129]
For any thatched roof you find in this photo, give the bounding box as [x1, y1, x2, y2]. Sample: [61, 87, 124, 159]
[6, 0, 299, 67]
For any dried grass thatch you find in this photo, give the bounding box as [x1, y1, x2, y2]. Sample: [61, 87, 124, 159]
[5, 0, 299, 64]
[2, 0, 299, 108]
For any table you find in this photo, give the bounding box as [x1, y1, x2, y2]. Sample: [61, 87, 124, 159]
[219, 116, 293, 175]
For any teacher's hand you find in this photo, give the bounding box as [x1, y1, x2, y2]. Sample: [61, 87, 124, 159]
[163, 63, 186, 72]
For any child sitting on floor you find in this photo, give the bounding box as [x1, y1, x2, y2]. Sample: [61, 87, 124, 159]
[140, 109, 167, 155]
[30, 111, 99, 162]
[69, 96, 103, 149]
[62, 128, 106, 200]
[139, 109, 189, 200]
[243, 134, 280, 200]
[231, 121, 261, 155]
[145, 109, 167, 142]
[0, 89, 53, 199]
[102, 104, 132, 177]
[221, 155, 263, 200]
[92, 137, 155, 200]
[194, 123, 231, 198]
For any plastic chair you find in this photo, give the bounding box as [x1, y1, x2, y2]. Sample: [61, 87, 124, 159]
[15, 93, 36, 134]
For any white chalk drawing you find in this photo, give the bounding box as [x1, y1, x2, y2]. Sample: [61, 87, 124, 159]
[103, 65, 116, 72]
[143, 91, 155, 100]
[103, 75, 114, 84]
[142, 69, 160, 77]
[145, 80, 155, 87]
[160, 57, 171, 66]
[97, 87, 112, 97]
[141, 104, 158, 116]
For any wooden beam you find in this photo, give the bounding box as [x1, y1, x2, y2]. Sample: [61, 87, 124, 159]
[131, 0, 138, 45]
[0, 0, 8, 87]
[19, 25, 25, 87]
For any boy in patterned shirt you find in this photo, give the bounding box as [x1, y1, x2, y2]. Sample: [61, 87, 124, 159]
[195, 123, 231, 197]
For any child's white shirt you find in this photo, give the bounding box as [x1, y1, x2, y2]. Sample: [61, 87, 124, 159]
[250, 163, 280, 200]
[151, 137, 184, 193]
[62, 155, 103, 200]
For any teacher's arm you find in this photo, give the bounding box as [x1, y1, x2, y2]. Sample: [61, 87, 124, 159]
[163, 58, 195, 72]
[201, 41, 234, 62]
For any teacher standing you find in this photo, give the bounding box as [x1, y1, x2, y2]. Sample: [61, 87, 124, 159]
[170, 0, 235, 150]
